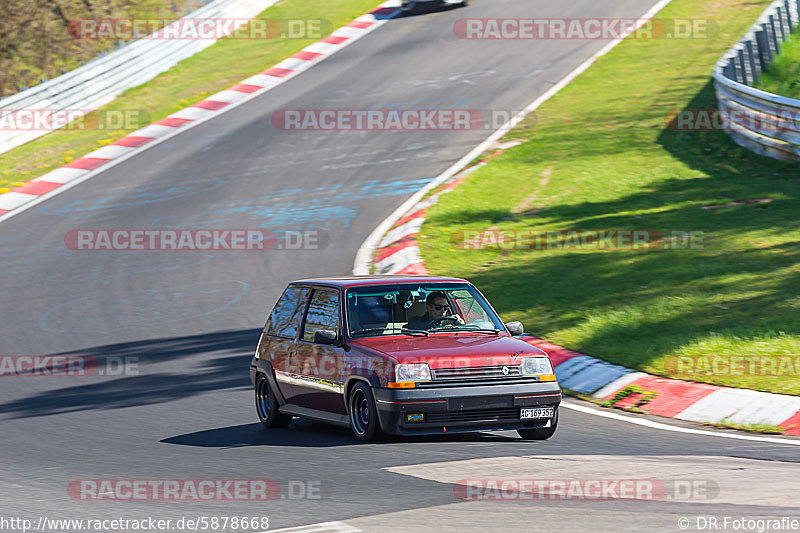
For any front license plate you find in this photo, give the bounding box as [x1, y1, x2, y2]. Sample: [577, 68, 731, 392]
[520, 407, 554, 419]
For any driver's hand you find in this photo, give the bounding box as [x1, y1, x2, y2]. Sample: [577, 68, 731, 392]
[455, 315, 465, 325]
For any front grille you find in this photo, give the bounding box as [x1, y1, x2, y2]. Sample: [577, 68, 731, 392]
[426, 407, 520, 424]
[433, 365, 522, 380]
[416, 377, 539, 388]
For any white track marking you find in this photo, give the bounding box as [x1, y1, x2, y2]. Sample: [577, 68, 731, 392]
[264, 521, 362, 533]
[561, 400, 800, 446]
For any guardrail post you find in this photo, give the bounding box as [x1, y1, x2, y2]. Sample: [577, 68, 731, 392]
[796, 0, 800, 27]
[764, 22, 775, 64]
[776, 5, 788, 40]
[755, 27, 771, 70]
[745, 40, 759, 84]
[766, 21, 775, 59]
[785, 0, 795, 28]
[737, 48, 749, 85]
[768, 15, 781, 55]
[783, 5, 790, 36]
[730, 57, 741, 83]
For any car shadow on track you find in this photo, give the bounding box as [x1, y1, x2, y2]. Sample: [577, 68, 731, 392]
[161, 422, 356, 448]
[0, 328, 261, 419]
[395, 4, 466, 18]
[161, 419, 520, 448]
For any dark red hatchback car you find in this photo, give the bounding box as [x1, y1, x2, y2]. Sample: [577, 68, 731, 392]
[250, 275, 561, 441]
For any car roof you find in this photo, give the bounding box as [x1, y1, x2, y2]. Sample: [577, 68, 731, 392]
[290, 275, 468, 289]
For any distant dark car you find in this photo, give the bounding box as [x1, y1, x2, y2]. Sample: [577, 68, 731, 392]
[401, 0, 467, 12]
[250, 275, 561, 441]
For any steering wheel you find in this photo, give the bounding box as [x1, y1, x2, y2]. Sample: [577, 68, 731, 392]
[430, 315, 461, 328]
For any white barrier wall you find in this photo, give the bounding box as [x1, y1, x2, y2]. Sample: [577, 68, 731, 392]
[713, 0, 800, 161]
[0, 0, 276, 155]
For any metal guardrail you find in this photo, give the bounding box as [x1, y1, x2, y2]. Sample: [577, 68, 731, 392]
[713, 0, 800, 161]
[0, 0, 276, 155]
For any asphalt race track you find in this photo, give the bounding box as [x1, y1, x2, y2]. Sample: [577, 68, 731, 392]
[1, 1, 798, 531]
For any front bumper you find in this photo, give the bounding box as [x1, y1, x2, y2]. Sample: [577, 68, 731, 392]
[374, 381, 561, 436]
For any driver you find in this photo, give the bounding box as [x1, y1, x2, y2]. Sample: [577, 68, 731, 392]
[406, 291, 465, 330]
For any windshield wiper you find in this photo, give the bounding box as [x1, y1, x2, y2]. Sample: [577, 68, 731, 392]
[429, 326, 502, 335]
[460, 327, 503, 335]
[400, 328, 429, 336]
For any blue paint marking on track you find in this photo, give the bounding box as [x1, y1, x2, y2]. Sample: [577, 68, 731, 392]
[148, 177, 434, 231]
[39, 179, 229, 219]
[220, 201, 358, 230]
[40, 280, 249, 334]
[0, 246, 73, 281]
[342, 178, 433, 201]
[147, 201, 358, 231]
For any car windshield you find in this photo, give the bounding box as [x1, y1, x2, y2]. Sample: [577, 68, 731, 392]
[345, 283, 505, 338]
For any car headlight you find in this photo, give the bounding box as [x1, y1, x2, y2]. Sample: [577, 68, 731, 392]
[520, 357, 554, 376]
[395, 363, 432, 382]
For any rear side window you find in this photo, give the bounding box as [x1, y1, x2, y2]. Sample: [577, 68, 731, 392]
[303, 289, 340, 342]
[265, 286, 310, 339]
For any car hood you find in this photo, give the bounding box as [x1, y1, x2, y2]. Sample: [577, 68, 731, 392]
[348, 334, 548, 368]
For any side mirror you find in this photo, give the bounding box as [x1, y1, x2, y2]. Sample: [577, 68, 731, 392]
[314, 329, 338, 345]
[505, 321, 524, 336]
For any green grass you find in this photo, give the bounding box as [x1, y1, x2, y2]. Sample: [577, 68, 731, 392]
[713, 419, 786, 434]
[600, 385, 657, 410]
[0, 0, 379, 189]
[757, 28, 800, 98]
[418, 0, 800, 396]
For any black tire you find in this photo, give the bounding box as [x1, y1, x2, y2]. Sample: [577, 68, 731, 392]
[255, 374, 291, 429]
[517, 409, 558, 440]
[348, 382, 382, 442]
